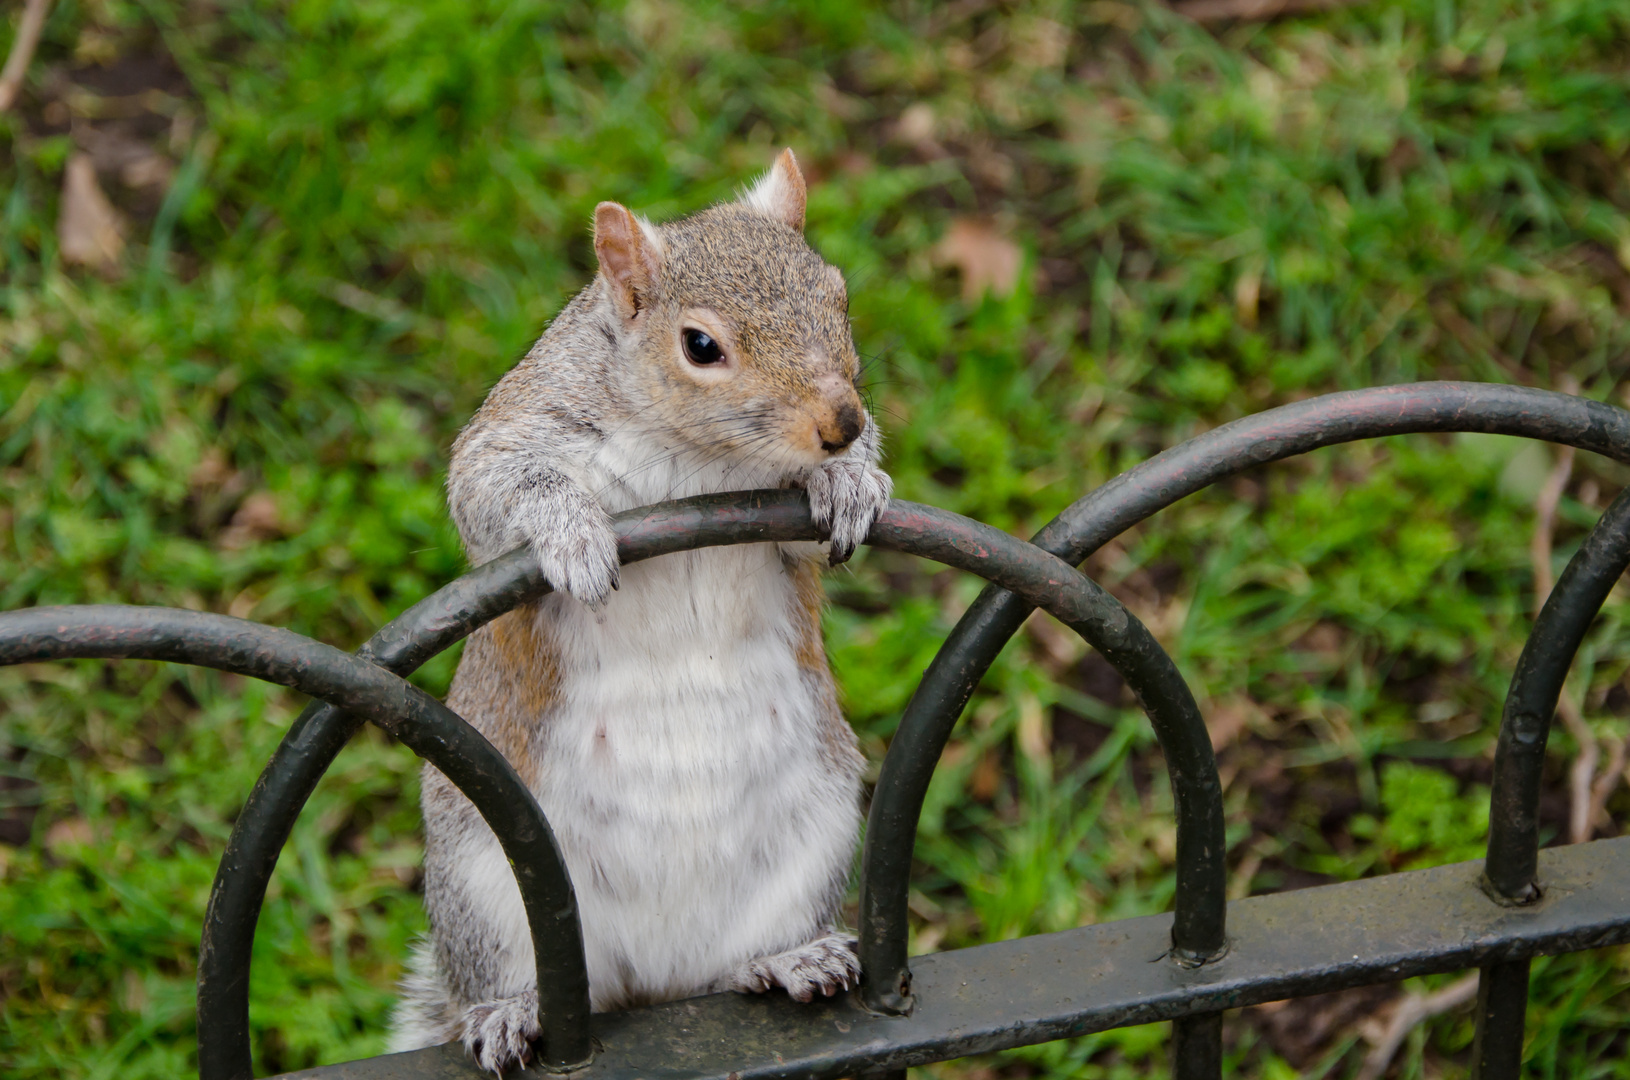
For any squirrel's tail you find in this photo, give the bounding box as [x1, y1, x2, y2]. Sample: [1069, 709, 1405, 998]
[386, 938, 462, 1053]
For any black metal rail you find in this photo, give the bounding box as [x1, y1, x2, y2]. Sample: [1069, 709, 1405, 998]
[7, 382, 1629, 1080]
[858, 381, 1630, 1067]
[270, 837, 1630, 1080]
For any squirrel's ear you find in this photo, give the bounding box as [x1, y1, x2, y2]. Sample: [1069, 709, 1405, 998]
[594, 202, 663, 319]
[739, 148, 807, 233]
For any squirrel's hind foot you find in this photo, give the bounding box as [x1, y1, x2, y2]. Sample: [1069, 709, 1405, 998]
[461, 990, 540, 1077]
[728, 932, 861, 1003]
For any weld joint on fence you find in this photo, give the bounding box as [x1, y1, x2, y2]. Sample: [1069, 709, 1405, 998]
[1168, 939, 1230, 970]
[1479, 874, 1544, 908]
[861, 970, 914, 1017]
[538, 1050, 596, 1074]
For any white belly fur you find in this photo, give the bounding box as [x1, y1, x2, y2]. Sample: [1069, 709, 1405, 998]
[524, 542, 855, 1008]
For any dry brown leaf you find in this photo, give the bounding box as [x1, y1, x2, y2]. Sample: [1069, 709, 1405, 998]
[227, 588, 263, 621]
[77, 125, 174, 184]
[894, 102, 935, 145]
[220, 491, 284, 550]
[1010, 17, 1070, 70]
[891, 102, 948, 159]
[58, 154, 126, 274]
[45, 817, 93, 854]
[121, 152, 176, 190]
[969, 749, 1002, 802]
[1234, 262, 1263, 327]
[189, 447, 238, 492]
[1207, 699, 1252, 752]
[935, 217, 1022, 301]
[1023, 608, 1086, 670]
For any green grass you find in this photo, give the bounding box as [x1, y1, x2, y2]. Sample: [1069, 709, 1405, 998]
[4, 0, 1630, 1075]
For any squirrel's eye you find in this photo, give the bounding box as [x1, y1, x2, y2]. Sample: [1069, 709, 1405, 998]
[682, 328, 724, 366]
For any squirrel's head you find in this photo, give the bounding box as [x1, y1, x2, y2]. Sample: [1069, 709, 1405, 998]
[592, 149, 867, 474]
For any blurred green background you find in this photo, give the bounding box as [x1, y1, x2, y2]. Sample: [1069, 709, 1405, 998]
[4, 0, 1630, 1075]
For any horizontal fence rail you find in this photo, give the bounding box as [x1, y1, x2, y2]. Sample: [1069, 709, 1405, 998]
[6, 383, 1630, 1080]
[272, 837, 1630, 1080]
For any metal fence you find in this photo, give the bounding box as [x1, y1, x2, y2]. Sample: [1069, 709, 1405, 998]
[7, 381, 1630, 1080]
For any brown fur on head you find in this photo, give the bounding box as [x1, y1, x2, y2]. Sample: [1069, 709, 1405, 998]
[591, 149, 865, 473]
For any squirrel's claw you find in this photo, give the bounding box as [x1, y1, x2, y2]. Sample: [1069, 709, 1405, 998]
[532, 530, 620, 609]
[525, 505, 621, 610]
[462, 990, 540, 1076]
[727, 932, 861, 1002]
[806, 459, 892, 566]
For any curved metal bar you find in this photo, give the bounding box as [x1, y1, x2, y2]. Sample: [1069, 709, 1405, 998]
[200, 492, 825, 1079]
[1043, 382, 1630, 558]
[857, 382, 1630, 1016]
[0, 605, 593, 1073]
[198, 491, 1216, 1066]
[1471, 485, 1630, 1080]
[102, 380, 1630, 1074]
[197, 548, 546, 1080]
[1486, 485, 1630, 899]
[863, 502, 1225, 1012]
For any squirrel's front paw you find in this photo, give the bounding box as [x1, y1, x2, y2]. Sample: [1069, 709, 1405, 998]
[460, 990, 539, 1076]
[728, 932, 861, 1002]
[805, 460, 892, 566]
[525, 501, 620, 610]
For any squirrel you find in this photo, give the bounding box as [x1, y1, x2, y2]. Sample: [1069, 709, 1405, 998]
[388, 149, 893, 1074]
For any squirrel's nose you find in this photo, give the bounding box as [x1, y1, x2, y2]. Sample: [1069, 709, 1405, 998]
[820, 402, 864, 453]
[814, 372, 864, 454]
